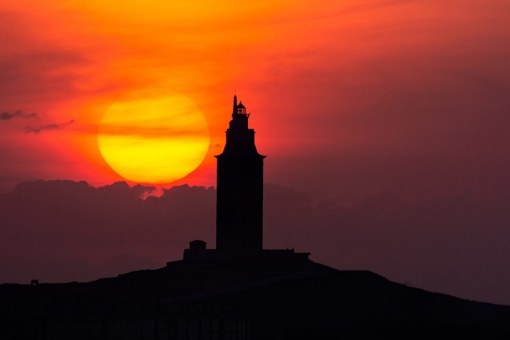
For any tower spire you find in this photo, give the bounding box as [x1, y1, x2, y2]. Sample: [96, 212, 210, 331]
[232, 95, 238, 116]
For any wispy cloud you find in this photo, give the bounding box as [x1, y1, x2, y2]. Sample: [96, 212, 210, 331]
[0, 111, 38, 121]
[24, 120, 75, 134]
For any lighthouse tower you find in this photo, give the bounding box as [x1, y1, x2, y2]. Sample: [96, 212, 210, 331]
[181, 96, 310, 263]
[215, 95, 265, 252]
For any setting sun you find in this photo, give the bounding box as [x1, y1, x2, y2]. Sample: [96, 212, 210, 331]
[97, 90, 210, 184]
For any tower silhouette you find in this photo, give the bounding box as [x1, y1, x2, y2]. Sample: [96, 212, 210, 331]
[183, 95, 309, 262]
[215, 95, 265, 252]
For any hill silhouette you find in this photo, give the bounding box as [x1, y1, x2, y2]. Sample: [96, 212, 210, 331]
[2, 259, 510, 339]
[2, 179, 510, 305]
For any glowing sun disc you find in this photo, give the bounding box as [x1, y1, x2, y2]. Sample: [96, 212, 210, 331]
[98, 90, 210, 184]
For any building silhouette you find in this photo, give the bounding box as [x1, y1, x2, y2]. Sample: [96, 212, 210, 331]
[215, 95, 265, 252]
[183, 96, 309, 263]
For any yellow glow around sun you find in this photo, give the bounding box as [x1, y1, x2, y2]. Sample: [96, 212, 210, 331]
[98, 90, 210, 184]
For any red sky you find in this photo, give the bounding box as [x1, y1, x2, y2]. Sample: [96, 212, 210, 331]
[1, 0, 510, 304]
[2, 0, 507, 195]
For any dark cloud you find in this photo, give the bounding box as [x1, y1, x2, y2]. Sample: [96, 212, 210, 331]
[1, 180, 510, 305]
[24, 119, 75, 134]
[0, 110, 38, 121]
[0, 108, 75, 134]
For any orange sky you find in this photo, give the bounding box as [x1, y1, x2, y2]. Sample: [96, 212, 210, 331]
[1, 0, 510, 197]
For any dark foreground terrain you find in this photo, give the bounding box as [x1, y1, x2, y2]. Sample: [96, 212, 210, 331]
[1, 258, 510, 339]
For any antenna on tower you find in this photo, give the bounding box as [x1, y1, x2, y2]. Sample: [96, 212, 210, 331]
[233, 94, 238, 116]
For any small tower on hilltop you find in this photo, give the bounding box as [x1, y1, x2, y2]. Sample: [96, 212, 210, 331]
[215, 95, 266, 252]
[181, 95, 310, 264]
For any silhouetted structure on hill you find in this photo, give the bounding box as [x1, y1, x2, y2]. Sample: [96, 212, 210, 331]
[216, 95, 265, 252]
[183, 96, 309, 263]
